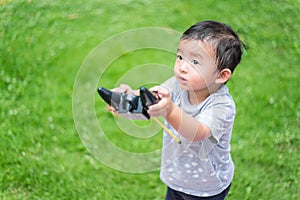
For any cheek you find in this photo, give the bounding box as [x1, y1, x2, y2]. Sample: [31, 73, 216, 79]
[189, 70, 211, 87]
[190, 68, 205, 80]
[173, 63, 179, 73]
[192, 67, 213, 80]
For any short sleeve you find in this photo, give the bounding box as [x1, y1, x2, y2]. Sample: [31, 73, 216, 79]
[196, 95, 236, 144]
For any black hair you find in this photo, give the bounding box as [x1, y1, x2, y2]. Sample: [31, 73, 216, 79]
[181, 20, 247, 73]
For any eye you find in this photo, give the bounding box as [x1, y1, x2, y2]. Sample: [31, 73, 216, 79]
[192, 60, 199, 65]
[177, 55, 183, 60]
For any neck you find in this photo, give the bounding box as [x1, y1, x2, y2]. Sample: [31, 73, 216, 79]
[188, 90, 209, 105]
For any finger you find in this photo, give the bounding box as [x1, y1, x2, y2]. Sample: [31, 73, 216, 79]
[148, 98, 167, 113]
[111, 87, 123, 93]
[155, 86, 170, 97]
[150, 86, 169, 100]
[111, 84, 132, 93]
[119, 84, 133, 93]
[148, 101, 163, 111]
[106, 104, 117, 113]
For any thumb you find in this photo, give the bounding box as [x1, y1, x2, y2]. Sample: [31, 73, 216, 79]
[149, 86, 170, 100]
[153, 86, 170, 98]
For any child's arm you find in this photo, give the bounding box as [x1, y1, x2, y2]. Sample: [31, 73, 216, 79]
[148, 86, 211, 142]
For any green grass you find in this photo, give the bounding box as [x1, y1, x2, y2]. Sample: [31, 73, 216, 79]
[1, 0, 299, 199]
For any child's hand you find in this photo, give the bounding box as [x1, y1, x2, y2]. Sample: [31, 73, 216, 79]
[106, 104, 118, 115]
[148, 86, 174, 118]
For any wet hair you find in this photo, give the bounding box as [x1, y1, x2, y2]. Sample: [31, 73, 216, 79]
[181, 20, 247, 73]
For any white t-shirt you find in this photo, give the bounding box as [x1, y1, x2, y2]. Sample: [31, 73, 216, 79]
[160, 76, 235, 197]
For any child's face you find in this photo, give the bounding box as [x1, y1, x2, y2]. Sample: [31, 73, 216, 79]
[174, 39, 219, 94]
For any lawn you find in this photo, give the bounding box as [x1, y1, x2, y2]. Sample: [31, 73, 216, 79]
[1, 0, 299, 199]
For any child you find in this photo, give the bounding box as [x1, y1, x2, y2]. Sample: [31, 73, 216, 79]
[108, 20, 247, 199]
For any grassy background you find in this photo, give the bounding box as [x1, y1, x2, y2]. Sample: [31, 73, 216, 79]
[1, 0, 299, 199]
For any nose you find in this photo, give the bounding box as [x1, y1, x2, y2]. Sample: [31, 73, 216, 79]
[179, 61, 188, 73]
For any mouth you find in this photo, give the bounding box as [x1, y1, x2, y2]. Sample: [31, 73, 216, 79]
[177, 75, 188, 85]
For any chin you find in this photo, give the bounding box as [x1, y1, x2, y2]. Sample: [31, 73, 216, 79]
[178, 82, 191, 91]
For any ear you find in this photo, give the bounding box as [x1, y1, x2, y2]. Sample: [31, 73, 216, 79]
[215, 68, 232, 84]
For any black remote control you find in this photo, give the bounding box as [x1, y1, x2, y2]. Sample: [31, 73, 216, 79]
[97, 86, 159, 120]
